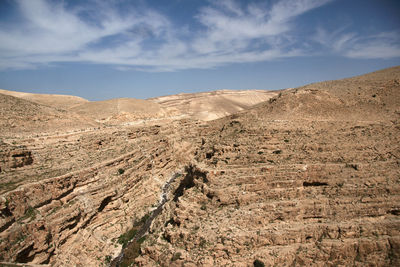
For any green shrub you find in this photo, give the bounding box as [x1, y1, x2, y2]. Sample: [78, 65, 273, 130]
[171, 252, 182, 261]
[117, 228, 137, 247]
[118, 168, 125, 175]
[19, 206, 36, 222]
[104, 255, 112, 264]
[254, 259, 265, 267]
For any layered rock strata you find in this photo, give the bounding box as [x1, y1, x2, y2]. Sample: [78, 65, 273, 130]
[0, 66, 399, 266]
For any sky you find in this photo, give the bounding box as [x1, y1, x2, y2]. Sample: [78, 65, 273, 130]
[0, 0, 399, 101]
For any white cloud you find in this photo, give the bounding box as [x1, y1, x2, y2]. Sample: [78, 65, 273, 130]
[345, 33, 400, 59]
[0, 0, 123, 55]
[345, 43, 400, 59]
[192, 0, 331, 55]
[0, 0, 342, 71]
[0, 0, 171, 67]
[313, 27, 400, 59]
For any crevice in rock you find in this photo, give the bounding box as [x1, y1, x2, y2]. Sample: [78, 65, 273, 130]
[388, 209, 400, 215]
[11, 151, 33, 168]
[54, 186, 76, 201]
[173, 165, 208, 202]
[165, 218, 180, 227]
[15, 244, 35, 263]
[98, 196, 113, 212]
[33, 197, 53, 210]
[303, 216, 324, 219]
[303, 181, 328, 187]
[81, 213, 97, 229]
[60, 213, 81, 232]
[1, 206, 13, 217]
[110, 171, 181, 267]
[205, 151, 214, 159]
[42, 249, 55, 264]
[0, 217, 15, 232]
[111, 165, 208, 267]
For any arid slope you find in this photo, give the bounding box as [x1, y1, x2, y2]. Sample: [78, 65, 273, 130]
[0, 89, 89, 110]
[69, 98, 165, 123]
[0, 66, 399, 267]
[0, 93, 98, 136]
[0, 89, 277, 128]
[150, 89, 277, 121]
[251, 66, 400, 121]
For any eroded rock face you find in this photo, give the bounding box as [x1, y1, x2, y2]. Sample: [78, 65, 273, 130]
[0, 121, 199, 266]
[0, 66, 399, 266]
[121, 67, 400, 266]
[0, 142, 33, 172]
[132, 119, 400, 267]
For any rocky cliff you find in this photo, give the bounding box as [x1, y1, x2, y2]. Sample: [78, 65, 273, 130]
[0, 67, 399, 266]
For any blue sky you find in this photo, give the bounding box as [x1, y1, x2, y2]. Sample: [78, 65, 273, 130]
[0, 0, 399, 101]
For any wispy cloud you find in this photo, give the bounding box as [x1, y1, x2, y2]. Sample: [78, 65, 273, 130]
[78, 0, 331, 71]
[313, 27, 400, 59]
[4, 0, 397, 72]
[191, 0, 330, 55]
[345, 32, 400, 59]
[0, 0, 171, 69]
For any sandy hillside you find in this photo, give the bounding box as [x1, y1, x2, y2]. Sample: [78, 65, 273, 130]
[0, 89, 89, 110]
[0, 88, 278, 127]
[0, 93, 98, 136]
[150, 89, 278, 121]
[248, 66, 400, 121]
[69, 98, 165, 123]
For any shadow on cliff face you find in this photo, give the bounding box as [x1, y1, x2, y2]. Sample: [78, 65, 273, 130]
[173, 165, 208, 202]
[111, 165, 208, 267]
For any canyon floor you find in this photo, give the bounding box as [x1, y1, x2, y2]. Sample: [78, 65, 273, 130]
[0, 66, 399, 267]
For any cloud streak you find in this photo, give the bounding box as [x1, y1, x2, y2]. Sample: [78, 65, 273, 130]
[313, 28, 400, 59]
[0, 0, 398, 72]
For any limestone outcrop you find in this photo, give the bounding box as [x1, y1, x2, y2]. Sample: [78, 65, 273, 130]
[0, 66, 399, 266]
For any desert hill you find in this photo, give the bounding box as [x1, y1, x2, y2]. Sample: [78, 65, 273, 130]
[247, 66, 400, 121]
[0, 92, 98, 136]
[150, 89, 277, 121]
[69, 98, 165, 123]
[0, 88, 89, 110]
[0, 89, 277, 128]
[67, 90, 276, 123]
[0, 66, 399, 266]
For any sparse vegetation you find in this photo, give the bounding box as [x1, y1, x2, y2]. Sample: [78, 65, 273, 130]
[14, 232, 26, 245]
[117, 228, 137, 247]
[0, 180, 18, 191]
[49, 205, 61, 215]
[18, 206, 37, 222]
[118, 168, 125, 175]
[199, 237, 207, 248]
[172, 252, 182, 261]
[253, 259, 265, 267]
[117, 212, 150, 247]
[104, 255, 112, 265]
[119, 236, 147, 267]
